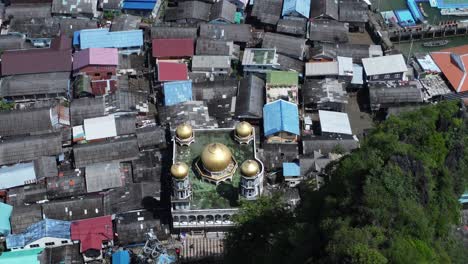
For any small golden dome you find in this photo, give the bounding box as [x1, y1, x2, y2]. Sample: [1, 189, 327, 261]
[236, 122, 253, 138]
[201, 143, 232, 172]
[176, 124, 193, 140]
[241, 160, 259, 177]
[171, 162, 189, 179]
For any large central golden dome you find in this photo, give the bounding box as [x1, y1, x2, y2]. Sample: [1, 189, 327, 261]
[201, 143, 232, 172]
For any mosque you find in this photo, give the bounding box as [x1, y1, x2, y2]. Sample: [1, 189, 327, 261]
[170, 122, 264, 230]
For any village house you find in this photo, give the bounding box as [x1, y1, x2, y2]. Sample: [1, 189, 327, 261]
[265, 71, 299, 104]
[362, 54, 408, 82]
[263, 99, 300, 143]
[242, 48, 280, 73]
[192, 55, 231, 74]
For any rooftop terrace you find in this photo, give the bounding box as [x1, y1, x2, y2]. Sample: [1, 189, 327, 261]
[174, 129, 256, 210]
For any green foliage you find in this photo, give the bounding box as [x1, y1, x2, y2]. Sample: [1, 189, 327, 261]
[225, 101, 468, 263]
[0, 100, 14, 111]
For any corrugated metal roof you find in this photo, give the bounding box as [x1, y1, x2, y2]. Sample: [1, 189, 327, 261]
[73, 48, 119, 70]
[0, 248, 44, 264]
[83, 115, 117, 141]
[152, 38, 194, 58]
[163, 81, 193, 106]
[282, 0, 310, 18]
[318, 110, 352, 135]
[71, 216, 113, 252]
[6, 219, 71, 249]
[263, 99, 299, 136]
[362, 54, 408, 76]
[283, 162, 300, 177]
[351, 64, 364, 85]
[122, 0, 156, 10]
[79, 29, 143, 49]
[85, 162, 123, 193]
[0, 162, 36, 189]
[157, 62, 188, 81]
[0, 202, 13, 235]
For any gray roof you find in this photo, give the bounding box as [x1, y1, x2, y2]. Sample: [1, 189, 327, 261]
[199, 24, 252, 43]
[136, 125, 166, 149]
[339, 0, 369, 23]
[42, 196, 104, 221]
[262, 32, 308, 60]
[85, 162, 123, 193]
[310, 0, 339, 20]
[302, 137, 359, 155]
[235, 74, 264, 119]
[41, 244, 83, 264]
[0, 107, 56, 137]
[115, 114, 136, 135]
[51, 0, 98, 17]
[106, 89, 149, 113]
[70, 97, 105, 126]
[362, 54, 408, 75]
[7, 182, 47, 206]
[150, 26, 198, 39]
[58, 18, 98, 37]
[131, 151, 163, 183]
[312, 43, 383, 63]
[0, 133, 62, 166]
[114, 210, 162, 245]
[9, 17, 60, 39]
[210, 0, 236, 23]
[102, 0, 122, 10]
[262, 143, 299, 170]
[0, 72, 69, 98]
[276, 54, 305, 75]
[303, 78, 348, 106]
[252, 0, 283, 25]
[196, 38, 234, 56]
[34, 156, 58, 179]
[369, 85, 424, 106]
[158, 101, 218, 129]
[309, 20, 349, 43]
[5, 3, 51, 19]
[192, 55, 231, 69]
[0, 34, 33, 51]
[103, 183, 160, 214]
[73, 136, 139, 168]
[10, 204, 42, 234]
[46, 171, 86, 199]
[111, 14, 141, 32]
[165, 1, 211, 22]
[276, 18, 307, 37]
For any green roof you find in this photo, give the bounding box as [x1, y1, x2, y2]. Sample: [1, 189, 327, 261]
[0, 248, 43, 264]
[0, 202, 12, 235]
[266, 71, 298, 86]
[174, 130, 257, 210]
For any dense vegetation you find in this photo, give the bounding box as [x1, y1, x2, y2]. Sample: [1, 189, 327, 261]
[225, 101, 468, 264]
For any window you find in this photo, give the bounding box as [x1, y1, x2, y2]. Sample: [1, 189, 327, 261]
[45, 242, 55, 246]
[394, 73, 401, 78]
[30, 244, 40, 248]
[372, 75, 379, 80]
[94, 73, 100, 77]
[62, 240, 69, 244]
[384, 74, 390, 79]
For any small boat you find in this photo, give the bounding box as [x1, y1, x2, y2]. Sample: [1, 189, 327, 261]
[423, 40, 450, 47]
[419, 3, 429, 18]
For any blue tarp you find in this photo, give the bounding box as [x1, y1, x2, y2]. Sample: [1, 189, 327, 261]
[282, 0, 310, 18]
[79, 29, 143, 49]
[112, 251, 131, 264]
[283, 162, 300, 177]
[157, 253, 177, 264]
[263, 99, 300, 136]
[6, 219, 71, 249]
[163, 81, 193, 106]
[0, 162, 36, 189]
[122, 1, 156, 10]
[0, 202, 13, 235]
[407, 0, 424, 22]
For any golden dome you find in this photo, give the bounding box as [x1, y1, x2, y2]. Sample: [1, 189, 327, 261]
[236, 122, 253, 138]
[201, 143, 232, 172]
[241, 160, 259, 177]
[176, 124, 193, 140]
[171, 162, 189, 179]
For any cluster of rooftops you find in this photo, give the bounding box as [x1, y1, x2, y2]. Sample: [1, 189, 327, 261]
[0, 0, 467, 262]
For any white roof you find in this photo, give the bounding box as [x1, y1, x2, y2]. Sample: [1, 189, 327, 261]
[319, 110, 353, 135]
[305, 61, 338, 76]
[338, 56, 353, 76]
[362, 54, 408, 76]
[83, 115, 117, 141]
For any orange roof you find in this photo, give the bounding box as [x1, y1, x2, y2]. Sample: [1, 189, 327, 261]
[440, 45, 468, 55]
[430, 51, 468, 93]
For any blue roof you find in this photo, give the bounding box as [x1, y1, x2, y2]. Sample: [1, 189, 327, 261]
[0, 162, 36, 189]
[112, 251, 131, 264]
[282, 0, 310, 18]
[263, 99, 299, 136]
[283, 162, 300, 177]
[73, 31, 80, 46]
[79, 29, 143, 49]
[0, 202, 13, 235]
[163, 80, 193, 106]
[122, 1, 156, 10]
[6, 219, 71, 249]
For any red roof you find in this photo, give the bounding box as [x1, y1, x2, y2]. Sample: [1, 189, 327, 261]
[157, 62, 188, 81]
[439, 44, 468, 55]
[1, 35, 72, 76]
[431, 51, 468, 93]
[152, 38, 194, 58]
[71, 215, 113, 253]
